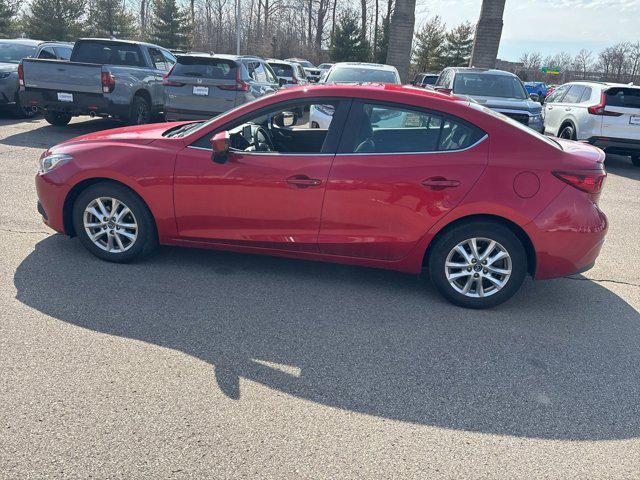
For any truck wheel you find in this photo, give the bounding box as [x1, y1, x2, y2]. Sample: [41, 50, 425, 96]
[44, 111, 72, 126]
[128, 95, 151, 125]
[632, 154, 640, 167]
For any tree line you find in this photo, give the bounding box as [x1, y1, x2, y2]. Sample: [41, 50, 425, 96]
[0, 0, 472, 73]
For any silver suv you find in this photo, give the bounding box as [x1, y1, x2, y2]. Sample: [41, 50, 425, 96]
[435, 67, 543, 132]
[163, 54, 279, 121]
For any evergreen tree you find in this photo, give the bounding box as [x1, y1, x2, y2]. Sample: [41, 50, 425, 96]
[23, 0, 85, 41]
[149, 0, 190, 50]
[329, 10, 370, 62]
[0, 0, 17, 37]
[442, 21, 474, 67]
[88, 0, 137, 38]
[373, 15, 390, 64]
[412, 15, 446, 73]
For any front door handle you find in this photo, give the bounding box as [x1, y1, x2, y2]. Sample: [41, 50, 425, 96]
[421, 177, 460, 191]
[286, 175, 322, 188]
[565, 107, 572, 111]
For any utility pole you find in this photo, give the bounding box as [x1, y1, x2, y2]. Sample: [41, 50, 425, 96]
[236, 0, 241, 55]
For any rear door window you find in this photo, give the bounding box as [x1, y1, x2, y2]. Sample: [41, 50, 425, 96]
[38, 47, 57, 59]
[562, 85, 586, 104]
[71, 42, 144, 67]
[605, 88, 640, 108]
[545, 85, 569, 103]
[579, 87, 592, 103]
[53, 46, 72, 60]
[172, 57, 237, 80]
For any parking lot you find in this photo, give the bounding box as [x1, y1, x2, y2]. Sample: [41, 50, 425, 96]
[1, 115, 639, 478]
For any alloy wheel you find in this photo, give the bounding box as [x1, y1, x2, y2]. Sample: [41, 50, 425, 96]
[445, 237, 512, 298]
[83, 197, 138, 253]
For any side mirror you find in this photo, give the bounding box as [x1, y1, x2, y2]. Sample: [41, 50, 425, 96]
[530, 93, 540, 102]
[435, 86, 452, 94]
[273, 111, 297, 128]
[210, 131, 230, 164]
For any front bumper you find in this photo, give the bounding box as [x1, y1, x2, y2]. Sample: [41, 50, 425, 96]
[20, 88, 130, 118]
[36, 172, 69, 234]
[586, 136, 640, 156]
[526, 186, 608, 280]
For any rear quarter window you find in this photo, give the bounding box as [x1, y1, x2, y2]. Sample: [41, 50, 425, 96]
[605, 88, 640, 108]
[172, 57, 237, 79]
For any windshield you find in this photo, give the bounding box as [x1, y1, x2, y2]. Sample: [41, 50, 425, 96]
[298, 61, 314, 68]
[0, 42, 37, 64]
[326, 67, 399, 84]
[467, 101, 562, 150]
[172, 57, 237, 79]
[454, 73, 528, 99]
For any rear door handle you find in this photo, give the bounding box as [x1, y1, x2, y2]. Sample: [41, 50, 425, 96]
[421, 177, 460, 190]
[565, 107, 572, 111]
[286, 175, 322, 188]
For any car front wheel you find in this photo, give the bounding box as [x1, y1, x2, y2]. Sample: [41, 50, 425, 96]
[72, 183, 158, 263]
[428, 221, 527, 309]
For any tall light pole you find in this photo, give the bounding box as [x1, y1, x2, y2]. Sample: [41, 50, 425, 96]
[236, 0, 241, 55]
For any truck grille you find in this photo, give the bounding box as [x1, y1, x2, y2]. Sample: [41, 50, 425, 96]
[502, 112, 529, 125]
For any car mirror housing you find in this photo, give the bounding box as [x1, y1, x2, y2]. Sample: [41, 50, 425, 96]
[530, 93, 540, 102]
[210, 131, 230, 164]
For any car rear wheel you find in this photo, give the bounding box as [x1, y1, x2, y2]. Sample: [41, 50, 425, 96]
[72, 183, 158, 263]
[127, 95, 151, 125]
[428, 221, 527, 309]
[631, 154, 640, 167]
[44, 111, 72, 126]
[559, 124, 576, 140]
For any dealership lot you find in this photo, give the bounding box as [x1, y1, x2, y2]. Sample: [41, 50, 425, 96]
[1, 116, 639, 478]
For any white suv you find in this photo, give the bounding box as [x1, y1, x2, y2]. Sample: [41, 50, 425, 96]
[543, 81, 640, 166]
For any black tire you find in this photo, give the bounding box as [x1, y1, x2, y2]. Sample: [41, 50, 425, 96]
[72, 182, 158, 263]
[631, 154, 640, 167]
[127, 95, 151, 125]
[427, 221, 527, 309]
[44, 110, 72, 126]
[558, 124, 576, 140]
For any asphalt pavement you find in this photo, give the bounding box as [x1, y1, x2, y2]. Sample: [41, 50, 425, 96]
[1, 114, 639, 479]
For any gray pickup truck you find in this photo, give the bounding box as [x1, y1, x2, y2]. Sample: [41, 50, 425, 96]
[20, 38, 176, 126]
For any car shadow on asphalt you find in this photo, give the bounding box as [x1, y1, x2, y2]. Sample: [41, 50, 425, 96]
[0, 117, 123, 149]
[14, 234, 640, 441]
[605, 154, 640, 181]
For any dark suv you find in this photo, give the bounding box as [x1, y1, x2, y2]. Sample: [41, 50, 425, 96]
[163, 54, 279, 121]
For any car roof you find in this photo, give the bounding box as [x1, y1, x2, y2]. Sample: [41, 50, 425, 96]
[0, 38, 72, 47]
[76, 37, 169, 50]
[332, 62, 398, 72]
[448, 67, 517, 77]
[564, 80, 639, 89]
[176, 53, 263, 62]
[266, 59, 296, 66]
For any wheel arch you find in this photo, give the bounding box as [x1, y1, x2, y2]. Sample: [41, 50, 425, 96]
[557, 118, 577, 138]
[62, 177, 157, 238]
[133, 88, 152, 104]
[422, 214, 536, 277]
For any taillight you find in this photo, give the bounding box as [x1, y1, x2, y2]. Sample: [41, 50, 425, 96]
[162, 65, 184, 86]
[17, 63, 24, 87]
[553, 170, 606, 194]
[588, 92, 622, 116]
[218, 68, 249, 91]
[101, 71, 116, 93]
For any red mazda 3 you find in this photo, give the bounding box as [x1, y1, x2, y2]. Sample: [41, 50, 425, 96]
[35, 84, 608, 308]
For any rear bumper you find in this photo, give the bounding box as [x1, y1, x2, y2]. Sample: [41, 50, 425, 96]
[525, 186, 608, 280]
[586, 136, 640, 156]
[20, 88, 130, 118]
[165, 107, 218, 121]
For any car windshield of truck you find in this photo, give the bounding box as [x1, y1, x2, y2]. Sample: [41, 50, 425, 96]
[269, 63, 293, 77]
[297, 61, 314, 68]
[605, 87, 640, 109]
[71, 42, 144, 67]
[454, 73, 528, 99]
[327, 67, 399, 84]
[172, 57, 237, 79]
[0, 42, 37, 63]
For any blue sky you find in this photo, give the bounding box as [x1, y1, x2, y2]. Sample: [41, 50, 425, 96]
[415, 0, 640, 61]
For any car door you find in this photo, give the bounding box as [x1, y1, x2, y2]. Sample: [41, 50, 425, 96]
[173, 98, 350, 251]
[543, 84, 570, 134]
[318, 100, 489, 260]
[147, 47, 170, 107]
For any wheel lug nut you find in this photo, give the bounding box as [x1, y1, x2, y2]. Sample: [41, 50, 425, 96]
[467, 267, 472, 272]
[483, 269, 488, 274]
[472, 258, 477, 264]
[482, 260, 487, 265]
[474, 273, 479, 278]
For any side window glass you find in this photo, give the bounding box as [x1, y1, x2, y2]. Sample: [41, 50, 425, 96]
[349, 103, 484, 154]
[263, 62, 277, 83]
[252, 62, 268, 82]
[246, 62, 258, 81]
[38, 47, 57, 59]
[562, 85, 586, 104]
[148, 48, 167, 71]
[547, 85, 569, 103]
[579, 87, 592, 103]
[162, 50, 176, 68]
[54, 46, 72, 60]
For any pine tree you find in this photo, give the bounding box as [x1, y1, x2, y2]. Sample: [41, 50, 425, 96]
[412, 16, 446, 73]
[149, 0, 190, 50]
[0, 0, 17, 37]
[442, 22, 474, 67]
[23, 0, 86, 41]
[329, 10, 370, 62]
[88, 0, 137, 38]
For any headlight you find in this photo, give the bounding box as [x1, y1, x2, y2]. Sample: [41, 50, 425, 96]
[39, 153, 73, 173]
[530, 114, 542, 124]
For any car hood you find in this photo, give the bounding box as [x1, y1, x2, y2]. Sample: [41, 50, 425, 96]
[462, 95, 540, 112]
[59, 122, 185, 147]
[0, 63, 18, 73]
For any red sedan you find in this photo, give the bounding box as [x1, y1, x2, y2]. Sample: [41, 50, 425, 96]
[35, 84, 608, 308]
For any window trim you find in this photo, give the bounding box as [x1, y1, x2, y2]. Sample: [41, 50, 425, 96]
[337, 99, 488, 155]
